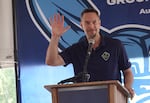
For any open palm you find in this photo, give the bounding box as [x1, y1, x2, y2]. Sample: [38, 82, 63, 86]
[50, 13, 70, 37]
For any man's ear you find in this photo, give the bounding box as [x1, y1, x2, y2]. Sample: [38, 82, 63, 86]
[99, 19, 101, 25]
[80, 22, 83, 28]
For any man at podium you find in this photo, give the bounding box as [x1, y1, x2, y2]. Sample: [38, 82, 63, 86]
[45, 8, 134, 99]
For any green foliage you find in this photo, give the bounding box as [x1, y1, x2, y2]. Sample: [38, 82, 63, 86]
[0, 68, 17, 103]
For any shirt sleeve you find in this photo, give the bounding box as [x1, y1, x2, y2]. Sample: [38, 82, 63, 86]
[118, 40, 131, 71]
[59, 47, 72, 66]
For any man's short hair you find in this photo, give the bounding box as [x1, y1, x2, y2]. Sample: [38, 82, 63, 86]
[81, 8, 100, 18]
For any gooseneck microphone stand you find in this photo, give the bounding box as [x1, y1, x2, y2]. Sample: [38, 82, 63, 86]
[58, 39, 94, 84]
[81, 40, 94, 82]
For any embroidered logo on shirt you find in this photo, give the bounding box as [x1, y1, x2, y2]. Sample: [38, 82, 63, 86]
[101, 51, 110, 61]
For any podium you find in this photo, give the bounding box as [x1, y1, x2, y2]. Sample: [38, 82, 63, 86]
[44, 80, 130, 103]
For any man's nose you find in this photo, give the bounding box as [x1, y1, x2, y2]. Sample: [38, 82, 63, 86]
[88, 23, 95, 28]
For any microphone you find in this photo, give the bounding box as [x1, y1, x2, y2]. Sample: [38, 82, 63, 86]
[81, 39, 95, 82]
[57, 76, 77, 84]
[57, 39, 95, 84]
[57, 73, 84, 84]
[87, 39, 95, 55]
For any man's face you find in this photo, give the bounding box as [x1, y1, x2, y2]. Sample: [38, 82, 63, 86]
[80, 12, 101, 39]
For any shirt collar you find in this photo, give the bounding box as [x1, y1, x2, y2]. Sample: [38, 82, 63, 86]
[79, 34, 106, 48]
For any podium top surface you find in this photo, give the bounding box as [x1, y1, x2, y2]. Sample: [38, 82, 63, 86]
[44, 80, 130, 97]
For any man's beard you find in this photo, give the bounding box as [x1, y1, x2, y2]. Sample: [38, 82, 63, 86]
[88, 33, 97, 40]
[91, 33, 97, 39]
[88, 29, 98, 39]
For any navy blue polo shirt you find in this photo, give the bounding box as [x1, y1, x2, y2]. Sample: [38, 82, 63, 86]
[60, 35, 131, 83]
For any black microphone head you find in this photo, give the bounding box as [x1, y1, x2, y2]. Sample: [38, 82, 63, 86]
[88, 39, 95, 45]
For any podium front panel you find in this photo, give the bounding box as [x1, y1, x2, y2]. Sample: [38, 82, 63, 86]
[57, 85, 108, 103]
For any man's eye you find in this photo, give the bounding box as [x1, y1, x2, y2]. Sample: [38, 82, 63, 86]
[86, 22, 90, 25]
[93, 21, 97, 24]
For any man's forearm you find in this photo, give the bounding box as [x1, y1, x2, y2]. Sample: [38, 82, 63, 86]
[45, 36, 60, 65]
[124, 69, 133, 87]
[123, 68, 135, 99]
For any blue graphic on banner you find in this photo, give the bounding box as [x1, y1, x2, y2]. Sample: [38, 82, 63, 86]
[16, 0, 150, 103]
